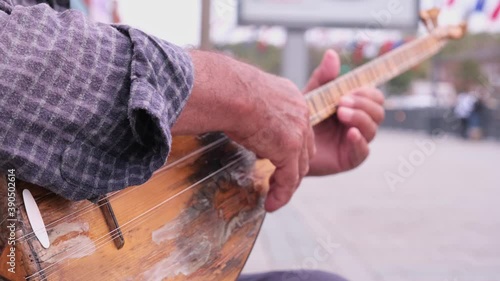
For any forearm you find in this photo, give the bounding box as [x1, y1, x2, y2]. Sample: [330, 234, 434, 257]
[0, 2, 193, 200]
[172, 50, 262, 136]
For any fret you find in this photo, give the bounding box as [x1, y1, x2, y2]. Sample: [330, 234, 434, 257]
[319, 86, 333, 105]
[376, 60, 387, 83]
[399, 46, 408, 65]
[314, 95, 328, 109]
[359, 70, 369, 85]
[360, 65, 373, 84]
[333, 82, 343, 97]
[380, 57, 389, 72]
[378, 57, 390, 80]
[424, 36, 435, 50]
[395, 50, 404, 66]
[372, 66, 380, 84]
[386, 57, 399, 77]
[341, 78, 352, 93]
[318, 88, 329, 107]
[415, 41, 424, 57]
[423, 37, 433, 52]
[337, 79, 347, 94]
[419, 37, 428, 52]
[344, 76, 353, 91]
[314, 94, 326, 109]
[349, 75, 359, 90]
[347, 77, 355, 91]
[394, 48, 402, 63]
[352, 71, 362, 87]
[362, 65, 373, 83]
[381, 56, 399, 83]
[308, 96, 319, 113]
[368, 65, 378, 84]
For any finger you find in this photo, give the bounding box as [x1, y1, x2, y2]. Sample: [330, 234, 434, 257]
[337, 107, 378, 142]
[299, 140, 309, 179]
[351, 88, 385, 105]
[345, 127, 370, 169]
[307, 124, 316, 158]
[265, 158, 300, 212]
[303, 50, 341, 93]
[339, 95, 385, 125]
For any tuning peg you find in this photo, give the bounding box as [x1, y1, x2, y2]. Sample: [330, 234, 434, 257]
[427, 8, 440, 27]
[420, 10, 433, 32]
[448, 23, 468, 39]
[420, 8, 441, 32]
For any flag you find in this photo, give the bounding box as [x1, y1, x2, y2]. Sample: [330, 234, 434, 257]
[345, 41, 358, 52]
[492, 1, 500, 20]
[112, 0, 121, 23]
[256, 27, 268, 53]
[351, 42, 366, 65]
[392, 40, 405, 50]
[474, 0, 486, 12]
[378, 41, 394, 56]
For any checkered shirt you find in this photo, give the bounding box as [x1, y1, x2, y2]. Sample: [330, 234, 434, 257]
[0, 0, 194, 200]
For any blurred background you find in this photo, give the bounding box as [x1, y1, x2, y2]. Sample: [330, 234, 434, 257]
[75, 0, 499, 280]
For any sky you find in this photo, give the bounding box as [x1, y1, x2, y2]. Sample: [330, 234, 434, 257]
[117, 0, 500, 47]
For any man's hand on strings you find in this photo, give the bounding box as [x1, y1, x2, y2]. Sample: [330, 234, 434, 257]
[173, 50, 384, 213]
[173, 51, 315, 213]
[304, 50, 385, 176]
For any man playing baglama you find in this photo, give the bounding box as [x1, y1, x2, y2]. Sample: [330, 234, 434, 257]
[0, 1, 384, 280]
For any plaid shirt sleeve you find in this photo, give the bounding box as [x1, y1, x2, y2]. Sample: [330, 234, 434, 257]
[0, 0, 194, 200]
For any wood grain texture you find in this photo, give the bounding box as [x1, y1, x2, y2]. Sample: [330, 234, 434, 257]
[0, 134, 275, 281]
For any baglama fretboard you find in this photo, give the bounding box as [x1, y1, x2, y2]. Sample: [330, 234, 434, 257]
[306, 32, 448, 126]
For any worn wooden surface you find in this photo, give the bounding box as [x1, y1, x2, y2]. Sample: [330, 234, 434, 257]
[0, 134, 274, 281]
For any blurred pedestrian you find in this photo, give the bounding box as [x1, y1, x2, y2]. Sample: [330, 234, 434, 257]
[469, 90, 490, 140]
[454, 90, 477, 138]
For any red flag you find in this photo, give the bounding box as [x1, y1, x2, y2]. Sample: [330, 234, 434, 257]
[112, 0, 121, 24]
[257, 40, 268, 53]
[352, 42, 366, 65]
[378, 41, 394, 56]
[492, 1, 500, 20]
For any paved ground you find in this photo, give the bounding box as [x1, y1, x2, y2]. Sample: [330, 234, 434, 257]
[242, 130, 500, 281]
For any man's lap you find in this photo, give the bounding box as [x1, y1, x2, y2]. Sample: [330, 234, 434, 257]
[238, 270, 349, 281]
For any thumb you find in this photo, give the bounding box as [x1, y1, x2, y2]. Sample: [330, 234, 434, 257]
[303, 50, 341, 93]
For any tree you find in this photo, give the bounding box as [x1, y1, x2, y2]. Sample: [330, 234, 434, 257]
[455, 59, 484, 92]
[387, 62, 429, 95]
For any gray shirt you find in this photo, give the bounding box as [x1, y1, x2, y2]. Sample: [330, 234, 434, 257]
[0, 0, 194, 200]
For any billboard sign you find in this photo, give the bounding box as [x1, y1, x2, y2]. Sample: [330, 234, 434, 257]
[238, 0, 420, 30]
